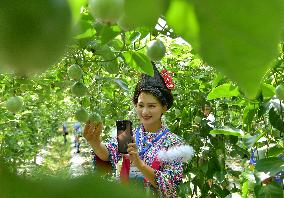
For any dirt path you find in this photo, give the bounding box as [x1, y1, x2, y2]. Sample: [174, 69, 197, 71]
[68, 137, 94, 178]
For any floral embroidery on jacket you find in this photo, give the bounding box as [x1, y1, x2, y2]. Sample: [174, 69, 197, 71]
[105, 125, 184, 197]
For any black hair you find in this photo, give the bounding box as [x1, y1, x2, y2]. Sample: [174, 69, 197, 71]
[132, 62, 174, 110]
[132, 84, 173, 110]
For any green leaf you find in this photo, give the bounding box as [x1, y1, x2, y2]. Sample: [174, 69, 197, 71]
[242, 180, 249, 198]
[261, 83, 275, 100]
[267, 146, 284, 158]
[123, 51, 153, 76]
[207, 83, 239, 100]
[73, 13, 95, 39]
[255, 157, 284, 176]
[211, 72, 224, 88]
[0, 165, 148, 198]
[210, 127, 244, 137]
[119, 0, 165, 29]
[194, 0, 284, 99]
[74, 28, 96, 39]
[243, 105, 257, 127]
[68, 0, 86, 24]
[268, 107, 284, 132]
[99, 26, 120, 45]
[113, 79, 129, 91]
[243, 133, 263, 149]
[166, 0, 199, 49]
[129, 32, 141, 44]
[256, 182, 283, 198]
[102, 60, 119, 74]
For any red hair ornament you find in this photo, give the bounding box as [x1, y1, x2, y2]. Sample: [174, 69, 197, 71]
[161, 69, 175, 90]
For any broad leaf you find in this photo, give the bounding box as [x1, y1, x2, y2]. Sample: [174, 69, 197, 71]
[0, 165, 147, 198]
[207, 83, 239, 100]
[267, 146, 284, 158]
[123, 51, 154, 76]
[210, 127, 244, 137]
[99, 26, 120, 45]
[166, 0, 199, 49]
[113, 79, 129, 91]
[194, 0, 284, 99]
[241, 180, 249, 198]
[119, 0, 165, 29]
[211, 72, 224, 88]
[243, 133, 263, 149]
[256, 182, 283, 198]
[261, 83, 275, 100]
[73, 13, 95, 39]
[129, 32, 141, 44]
[102, 60, 119, 74]
[243, 105, 257, 127]
[268, 107, 284, 132]
[255, 157, 284, 176]
[68, 0, 86, 24]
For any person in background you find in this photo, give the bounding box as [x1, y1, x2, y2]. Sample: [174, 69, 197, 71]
[62, 122, 68, 145]
[202, 103, 215, 128]
[73, 122, 82, 153]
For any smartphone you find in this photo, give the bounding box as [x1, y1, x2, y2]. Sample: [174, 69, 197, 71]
[116, 120, 133, 154]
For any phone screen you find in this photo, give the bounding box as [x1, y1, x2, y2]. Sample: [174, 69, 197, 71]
[116, 120, 133, 154]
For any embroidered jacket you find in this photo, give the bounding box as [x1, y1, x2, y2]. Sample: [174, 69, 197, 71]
[103, 125, 186, 197]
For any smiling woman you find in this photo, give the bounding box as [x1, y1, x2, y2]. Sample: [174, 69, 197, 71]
[83, 62, 194, 197]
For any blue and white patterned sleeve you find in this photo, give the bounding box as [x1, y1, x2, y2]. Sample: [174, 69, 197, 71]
[104, 137, 122, 170]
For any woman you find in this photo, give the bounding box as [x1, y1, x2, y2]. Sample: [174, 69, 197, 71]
[83, 63, 194, 197]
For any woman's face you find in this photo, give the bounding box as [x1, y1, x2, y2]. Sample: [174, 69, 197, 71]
[135, 92, 167, 130]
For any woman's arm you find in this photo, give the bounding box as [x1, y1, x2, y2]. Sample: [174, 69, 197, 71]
[127, 141, 183, 196]
[136, 160, 157, 188]
[83, 121, 109, 161]
[127, 142, 157, 187]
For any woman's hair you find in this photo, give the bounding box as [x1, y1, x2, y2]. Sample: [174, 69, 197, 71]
[132, 85, 173, 109]
[132, 63, 174, 110]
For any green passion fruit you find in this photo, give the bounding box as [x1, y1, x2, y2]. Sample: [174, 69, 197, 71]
[89, 112, 102, 124]
[88, 0, 124, 23]
[0, 0, 72, 74]
[67, 64, 83, 81]
[71, 82, 88, 97]
[146, 39, 166, 61]
[5, 96, 23, 113]
[117, 0, 164, 30]
[194, 116, 202, 124]
[75, 108, 89, 122]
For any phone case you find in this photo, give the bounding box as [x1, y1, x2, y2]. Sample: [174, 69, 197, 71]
[116, 120, 133, 154]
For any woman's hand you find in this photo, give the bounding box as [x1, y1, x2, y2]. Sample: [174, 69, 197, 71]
[127, 138, 144, 168]
[83, 121, 110, 161]
[127, 138, 157, 188]
[83, 121, 103, 144]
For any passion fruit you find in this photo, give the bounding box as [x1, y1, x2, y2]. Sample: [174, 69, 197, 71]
[75, 108, 89, 122]
[88, 0, 124, 23]
[67, 64, 83, 81]
[89, 112, 102, 124]
[71, 82, 88, 97]
[5, 96, 23, 113]
[194, 116, 202, 124]
[146, 39, 166, 61]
